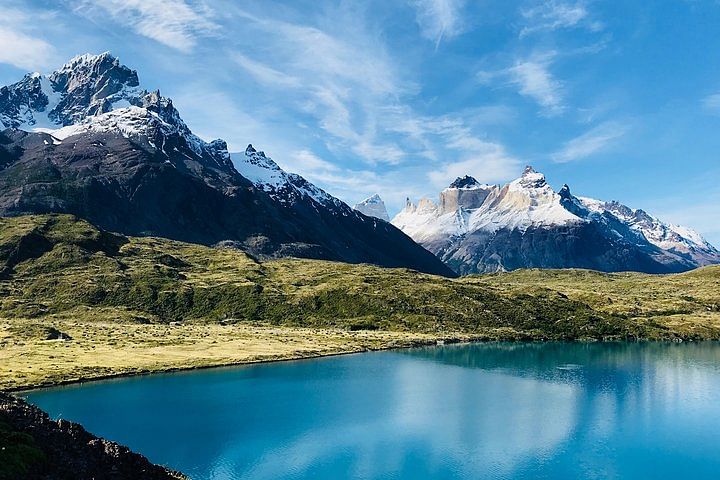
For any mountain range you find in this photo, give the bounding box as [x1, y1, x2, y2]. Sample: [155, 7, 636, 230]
[0, 52, 716, 278]
[390, 167, 720, 274]
[0, 52, 453, 277]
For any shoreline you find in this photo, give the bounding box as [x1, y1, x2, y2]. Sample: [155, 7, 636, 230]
[10, 333, 710, 395]
[8, 332, 480, 394]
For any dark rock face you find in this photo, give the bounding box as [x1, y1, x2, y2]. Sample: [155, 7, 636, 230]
[0, 392, 185, 479]
[0, 75, 49, 128]
[448, 175, 480, 189]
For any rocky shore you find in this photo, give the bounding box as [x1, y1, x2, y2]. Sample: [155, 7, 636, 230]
[0, 391, 185, 480]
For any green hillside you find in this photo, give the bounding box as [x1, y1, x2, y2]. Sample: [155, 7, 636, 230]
[1, 214, 718, 390]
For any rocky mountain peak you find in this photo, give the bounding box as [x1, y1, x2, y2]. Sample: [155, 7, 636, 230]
[0, 52, 143, 129]
[245, 143, 263, 156]
[242, 144, 280, 170]
[354, 194, 390, 222]
[50, 52, 138, 92]
[48, 52, 141, 126]
[558, 184, 572, 199]
[449, 175, 480, 189]
[515, 165, 547, 189]
[0, 52, 456, 278]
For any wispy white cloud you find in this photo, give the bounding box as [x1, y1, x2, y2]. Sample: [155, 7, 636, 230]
[277, 149, 424, 210]
[409, 0, 467, 48]
[520, 1, 600, 37]
[479, 53, 564, 116]
[378, 108, 520, 187]
[0, 8, 57, 70]
[162, 4, 519, 208]
[509, 57, 564, 116]
[221, 7, 423, 168]
[231, 53, 300, 88]
[427, 142, 520, 189]
[72, 0, 218, 52]
[702, 93, 720, 114]
[552, 121, 628, 163]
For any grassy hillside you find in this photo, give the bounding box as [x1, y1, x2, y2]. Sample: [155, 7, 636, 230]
[468, 267, 720, 339]
[0, 214, 718, 390]
[0, 214, 641, 336]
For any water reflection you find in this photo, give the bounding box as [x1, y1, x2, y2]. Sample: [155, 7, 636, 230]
[25, 342, 720, 479]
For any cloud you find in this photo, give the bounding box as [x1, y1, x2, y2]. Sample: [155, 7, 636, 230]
[702, 93, 720, 114]
[169, 4, 518, 209]
[508, 57, 564, 116]
[225, 7, 415, 166]
[520, 1, 599, 37]
[0, 8, 57, 70]
[231, 53, 300, 88]
[475, 51, 565, 117]
[426, 140, 519, 189]
[276, 149, 413, 209]
[410, 0, 467, 48]
[281, 149, 340, 175]
[380, 110, 520, 188]
[480, 53, 564, 116]
[552, 121, 628, 163]
[72, 0, 218, 52]
[0, 27, 56, 71]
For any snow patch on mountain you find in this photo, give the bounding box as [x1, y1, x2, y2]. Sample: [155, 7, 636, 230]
[574, 195, 716, 257]
[353, 194, 390, 222]
[232, 145, 341, 208]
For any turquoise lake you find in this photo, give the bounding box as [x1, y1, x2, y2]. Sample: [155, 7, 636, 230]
[23, 342, 720, 479]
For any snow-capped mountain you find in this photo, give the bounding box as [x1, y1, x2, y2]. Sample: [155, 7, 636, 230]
[231, 145, 341, 208]
[0, 53, 454, 277]
[392, 166, 720, 274]
[353, 194, 390, 222]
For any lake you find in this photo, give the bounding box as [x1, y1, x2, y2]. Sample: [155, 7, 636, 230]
[23, 342, 720, 479]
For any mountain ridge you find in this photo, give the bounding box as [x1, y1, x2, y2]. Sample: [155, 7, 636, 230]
[0, 52, 454, 277]
[391, 167, 720, 274]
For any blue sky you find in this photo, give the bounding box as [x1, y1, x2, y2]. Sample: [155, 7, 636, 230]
[1, 0, 719, 244]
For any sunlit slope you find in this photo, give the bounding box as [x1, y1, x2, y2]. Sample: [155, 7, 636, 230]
[468, 267, 720, 338]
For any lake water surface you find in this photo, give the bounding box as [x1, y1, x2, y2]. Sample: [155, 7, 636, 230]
[24, 342, 720, 479]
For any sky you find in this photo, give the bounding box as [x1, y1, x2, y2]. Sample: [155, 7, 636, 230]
[1, 0, 719, 245]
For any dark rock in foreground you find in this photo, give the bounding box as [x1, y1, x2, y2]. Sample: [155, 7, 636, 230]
[0, 391, 185, 480]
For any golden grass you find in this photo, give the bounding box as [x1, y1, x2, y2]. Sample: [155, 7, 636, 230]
[0, 312, 481, 391]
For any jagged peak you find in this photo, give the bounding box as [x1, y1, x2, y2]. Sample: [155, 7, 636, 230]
[558, 183, 572, 198]
[513, 165, 547, 189]
[49, 52, 140, 94]
[56, 52, 116, 71]
[354, 194, 389, 221]
[448, 175, 480, 189]
[241, 144, 281, 171]
[360, 193, 383, 204]
[245, 144, 263, 156]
